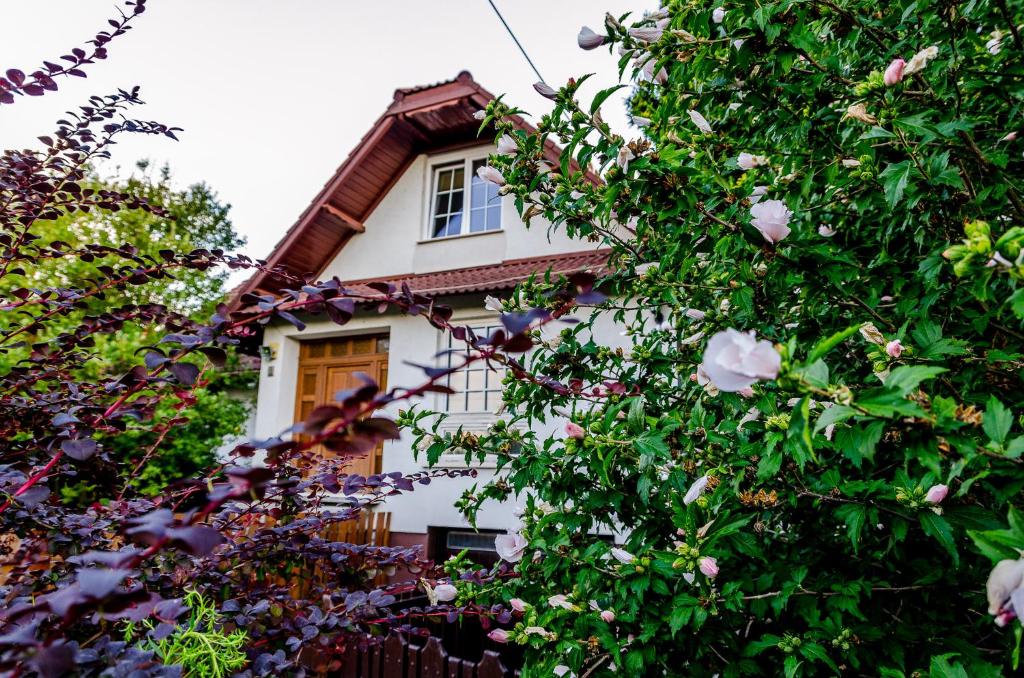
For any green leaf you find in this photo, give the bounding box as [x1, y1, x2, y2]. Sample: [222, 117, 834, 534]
[920, 512, 959, 566]
[859, 126, 896, 140]
[879, 160, 914, 206]
[799, 642, 839, 672]
[814, 404, 857, 435]
[589, 84, 626, 115]
[806, 324, 861, 363]
[928, 654, 970, 678]
[885, 365, 948, 396]
[757, 447, 783, 480]
[982, 396, 1012, 445]
[1008, 288, 1024, 320]
[627, 397, 646, 434]
[784, 654, 802, 678]
[793, 359, 829, 389]
[836, 504, 867, 551]
[784, 397, 815, 468]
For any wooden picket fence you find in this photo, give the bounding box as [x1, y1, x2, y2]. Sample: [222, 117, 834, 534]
[337, 630, 516, 678]
[219, 509, 393, 597]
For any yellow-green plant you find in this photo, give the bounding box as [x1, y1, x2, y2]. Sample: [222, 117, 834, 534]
[126, 590, 247, 678]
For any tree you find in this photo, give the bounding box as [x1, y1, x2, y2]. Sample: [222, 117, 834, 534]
[0, 163, 252, 498]
[410, 2, 1024, 676]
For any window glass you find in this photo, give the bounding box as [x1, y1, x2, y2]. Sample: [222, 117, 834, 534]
[429, 159, 502, 239]
[431, 165, 465, 238]
[444, 324, 506, 413]
[469, 159, 502, 233]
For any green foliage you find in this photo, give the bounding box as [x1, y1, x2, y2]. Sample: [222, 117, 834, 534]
[0, 162, 253, 498]
[127, 589, 247, 677]
[0, 161, 244, 378]
[421, 1, 1024, 675]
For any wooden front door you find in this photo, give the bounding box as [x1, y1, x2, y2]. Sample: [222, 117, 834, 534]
[294, 334, 389, 478]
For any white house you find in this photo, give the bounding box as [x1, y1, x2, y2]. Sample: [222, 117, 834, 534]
[234, 72, 616, 562]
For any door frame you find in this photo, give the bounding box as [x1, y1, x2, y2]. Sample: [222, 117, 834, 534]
[293, 333, 390, 476]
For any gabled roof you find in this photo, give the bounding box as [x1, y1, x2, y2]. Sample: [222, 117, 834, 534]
[235, 71, 591, 301]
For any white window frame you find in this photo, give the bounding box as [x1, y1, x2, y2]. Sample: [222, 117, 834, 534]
[431, 313, 509, 469]
[424, 150, 503, 241]
[441, 320, 506, 415]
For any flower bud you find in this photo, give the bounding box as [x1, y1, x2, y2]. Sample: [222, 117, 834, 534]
[533, 82, 558, 100]
[699, 556, 719, 578]
[578, 26, 606, 50]
[476, 165, 505, 186]
[883, 58, 906, 86]
[924, 484, 948, 504]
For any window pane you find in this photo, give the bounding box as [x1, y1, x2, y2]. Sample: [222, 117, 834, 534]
[450, 189, 464, 214]
[467, 369, 485, 392]
[443, 324, 507, 412]
[433, 216, 448, 238]
[447, 212, 463, 234]
[452, 167, 465, 187]
[471, 181, 486, 209]
[487, 205, 502, 230]
[438, 170, 452, 192]
[466, 391, 486, 412]
[434, 192, 449, 216]
[470, 208, 486, 233]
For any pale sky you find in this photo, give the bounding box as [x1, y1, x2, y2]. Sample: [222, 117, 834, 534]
[0, 0, 651, 262]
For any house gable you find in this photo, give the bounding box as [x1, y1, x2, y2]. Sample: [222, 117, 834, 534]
[235, 70, 595, 301]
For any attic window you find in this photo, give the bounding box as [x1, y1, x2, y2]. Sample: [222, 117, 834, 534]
[429, 158, 502, 239]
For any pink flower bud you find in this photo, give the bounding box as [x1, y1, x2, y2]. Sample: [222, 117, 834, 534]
[885, 339, 903, 358]
[1002, 131, 1018, 142]
[600, 609, 616, 623]
[487, 629, 509, 643]
[533, 82, 558, 100]
[475, 165, 505, 186]
[884, 58, 906, 86]
[925, 484, 948, 504]
[509, 598, 527, 612]
[698, 556, 719, 578]
[433, 584, 457, 602]
[577, 26, 606, 50]
[565, 422, 585, 439]
[496, 135, 517, 156]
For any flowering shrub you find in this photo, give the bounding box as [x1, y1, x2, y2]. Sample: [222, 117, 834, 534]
[413, 1, 1024, 675]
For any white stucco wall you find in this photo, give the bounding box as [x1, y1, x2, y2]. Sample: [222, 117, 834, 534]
[317, 143, 598, 283]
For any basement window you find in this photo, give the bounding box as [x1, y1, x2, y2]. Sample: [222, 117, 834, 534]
[429, 158, 502, 239]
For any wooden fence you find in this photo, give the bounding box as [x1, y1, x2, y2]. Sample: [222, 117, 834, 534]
[337, 630, 515, 678]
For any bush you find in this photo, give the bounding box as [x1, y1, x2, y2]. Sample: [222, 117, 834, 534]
[416, 2, 1024, 676]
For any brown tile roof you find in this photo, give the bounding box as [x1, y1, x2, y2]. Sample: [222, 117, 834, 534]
[231, 71, 600, 306]
[343, 249, 609, 297]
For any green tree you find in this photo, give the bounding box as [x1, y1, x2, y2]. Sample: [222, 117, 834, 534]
[1, 162, 254, 497]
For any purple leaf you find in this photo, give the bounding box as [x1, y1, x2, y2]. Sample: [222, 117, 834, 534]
[61, 438, 97, 461]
